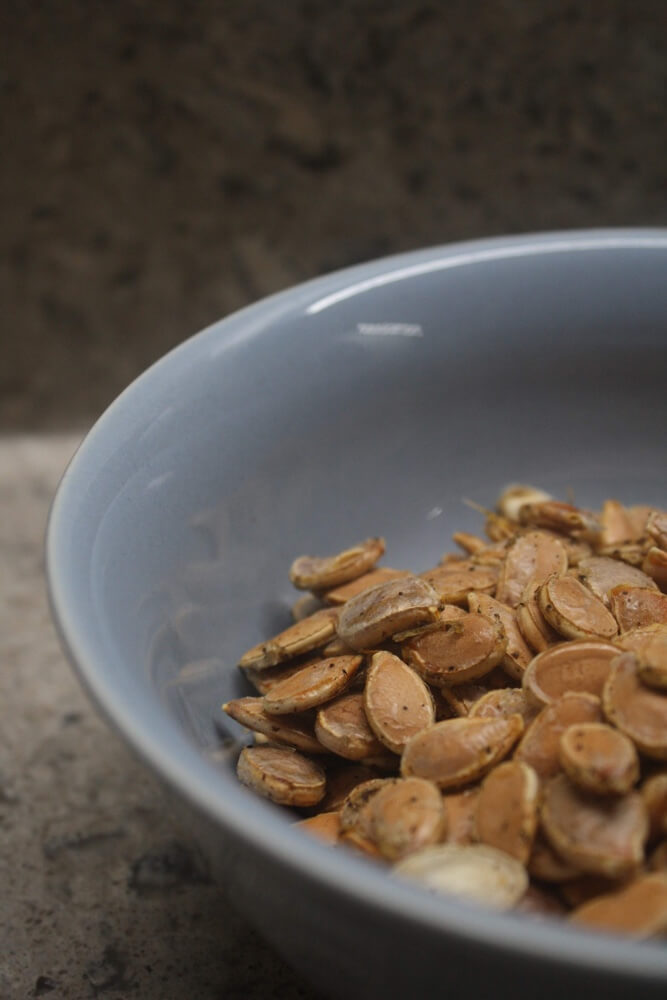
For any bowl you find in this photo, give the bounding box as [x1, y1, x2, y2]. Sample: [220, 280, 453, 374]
[47, 230, 667, 999]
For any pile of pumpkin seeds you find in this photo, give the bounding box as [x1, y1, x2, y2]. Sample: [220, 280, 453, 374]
[223, 486, 667, 938]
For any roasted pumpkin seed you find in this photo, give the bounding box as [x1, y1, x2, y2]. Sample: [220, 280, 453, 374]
[569, 873, 667, 938]
[364, 651, 435, 754]
[559, 723, 639, 796]
[609, 585, 667, 632]
[401, 715, 523, 789]
[237, 746, 326, 806]
[521, 639, 619, 708]
[315, 692, 387, 760]
[541, 773, 648, 878]
[290, 537, 385, 590]
[337, 575, 440, 651]
[262, 654, 362, 715]
[496, 531, 568, 608]
[369, 777, 446, 860]
[394, 843, 528, 909]
[223, 696, 325, 753]
[401, 613, 506, 686]
[603, 652, 667, 760]
[474, 760, 539, 864]
[538, 575, 619, 641]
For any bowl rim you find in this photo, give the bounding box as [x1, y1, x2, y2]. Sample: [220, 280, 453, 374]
[47, 228, 667, 982]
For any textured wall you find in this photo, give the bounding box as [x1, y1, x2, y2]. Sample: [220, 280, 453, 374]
[2, 1, 665, 426]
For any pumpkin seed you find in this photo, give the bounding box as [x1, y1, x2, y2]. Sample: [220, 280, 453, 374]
[394, 843, 528, 909]
[364, 651, 435, 754]
[337, 575, 440, 651]
[262, 654, 362, 715]
[237, 746, 326, 806]
[569, 873, 667, 938]
[474, 760, 539, 864]
[538, 575, 618, 641]
[401, 715, 523, 789]
[541, 773, 648, 878]
[290, 537, 385, 590]
[559, 723, 639, 796]
[602, 652, 667, 760]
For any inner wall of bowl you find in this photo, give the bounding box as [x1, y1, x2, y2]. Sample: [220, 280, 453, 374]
[85, 245, 666, 754]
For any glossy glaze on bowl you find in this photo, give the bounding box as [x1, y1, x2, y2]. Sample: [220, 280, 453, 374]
[48, 231, 667, 998]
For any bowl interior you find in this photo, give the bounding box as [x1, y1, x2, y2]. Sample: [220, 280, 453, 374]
[48, 232, 667, 979]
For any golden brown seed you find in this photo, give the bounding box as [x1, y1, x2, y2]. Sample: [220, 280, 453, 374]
[242, 658, 316, 696]
[442, 788, 480, 845]
[339, 778, 398, 836]
[239, 608, 338, 670]
[516, 584, 560, 652]
[514, 884, 567, 918]
[538, 575, 619, 641]
[559, 723, 639, 796]
[576, 556, 657, 606]
[474, 761, 539, 864]
[236, 746, 326, 806]
[602, 652, 667, 760]
[527, 833, 580, 883]
[647, 510, 667, 550]
[541, 773, 648, 878]
[496, 531, 568, 608]
[468, 592, 533, 681]
[401, 715, 523, 790]
[452, 531, 489, 555]
[598, 500, 642, 548]
[515, 692, 602, 780]
[518, 500, 599, 538]
[322, 567, 411, 606]
[393, 844, 528, 909]
[369, 777, 447, 861]
[364, 651, 435, 754]
[289, 537, 385, 591]
[497, 483, 552, 522]
[569, 873, 667, 938]
[642, 773, 667, 839]
[337, 575, 440, 651]
[521, 639, 620, 708]
[420, 562, 499, 606]
[642, 546, 667, 590]
[262, 655, 362, 715]
[295, 811, 342, 844]
[469, 688, 538, 727]
[636, 631, 667, 690]
[402, 613, 507, 687]
[609, 585, 667, 633]
[315, 692, 387, 760]
[317, 764, 378, 812]
[222, 696, 325, 753]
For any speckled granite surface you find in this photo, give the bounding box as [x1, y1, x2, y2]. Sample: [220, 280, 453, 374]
[0, 435, 321, 1000]
[2, 0, 666, 427]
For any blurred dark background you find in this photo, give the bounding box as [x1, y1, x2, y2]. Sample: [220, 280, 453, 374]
[2, 0, 666, 429]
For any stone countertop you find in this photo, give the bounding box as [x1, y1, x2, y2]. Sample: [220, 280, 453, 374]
[0, 435, 321, 1000]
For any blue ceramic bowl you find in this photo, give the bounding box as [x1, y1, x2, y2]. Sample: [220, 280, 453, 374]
[48, 231, 667, 999]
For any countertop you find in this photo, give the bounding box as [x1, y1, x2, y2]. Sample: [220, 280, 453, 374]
[0, 434, 320, 1000]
